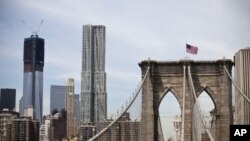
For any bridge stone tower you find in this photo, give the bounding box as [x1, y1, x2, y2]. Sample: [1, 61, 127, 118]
[139, 59, 233, 141]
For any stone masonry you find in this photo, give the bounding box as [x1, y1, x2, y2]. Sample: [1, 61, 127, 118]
[139, 59, 233, 141]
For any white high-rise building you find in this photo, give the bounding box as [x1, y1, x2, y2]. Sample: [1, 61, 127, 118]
[39, 119, 50, 141]
[81, 25, 107, 124]
[235, 47, 250, 124]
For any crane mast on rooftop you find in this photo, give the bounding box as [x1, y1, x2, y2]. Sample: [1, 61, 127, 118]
[22, 20, 44, 35]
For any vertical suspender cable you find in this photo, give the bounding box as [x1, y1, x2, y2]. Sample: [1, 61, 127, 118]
[188, 65, 215, 141]
[181, 65, 186, 141]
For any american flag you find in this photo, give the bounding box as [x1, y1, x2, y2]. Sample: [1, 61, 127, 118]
[186, 44, 198, 54]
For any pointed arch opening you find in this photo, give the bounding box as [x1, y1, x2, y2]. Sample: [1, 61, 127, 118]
[192, 90, 216, 141]
[158, 91, 181, 141]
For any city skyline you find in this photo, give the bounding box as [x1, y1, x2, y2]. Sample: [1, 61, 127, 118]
[0, 0, 249, 119]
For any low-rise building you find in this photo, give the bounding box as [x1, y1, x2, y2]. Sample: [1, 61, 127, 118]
[0, 110, 19, 141]
[9, 117, 39, 141]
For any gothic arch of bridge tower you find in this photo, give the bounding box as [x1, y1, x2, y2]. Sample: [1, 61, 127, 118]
[139, 59, 234, 141]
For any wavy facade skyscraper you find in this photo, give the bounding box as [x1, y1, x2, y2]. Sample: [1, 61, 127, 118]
[81, 25, 107, 125]
[20, 34, 44, 123]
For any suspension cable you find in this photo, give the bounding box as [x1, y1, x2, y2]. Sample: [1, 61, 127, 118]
[224, 66, 250, 104]
[181, 65, 186, 141]
[187, 66, 215, 141]
[88, 67, 150, 141]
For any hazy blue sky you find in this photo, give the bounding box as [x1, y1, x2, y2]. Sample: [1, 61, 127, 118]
[0, 0, 249, 139]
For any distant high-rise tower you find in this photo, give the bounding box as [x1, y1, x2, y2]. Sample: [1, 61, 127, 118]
[66, 78, 77, 137]
[74, 94, 80, 127]
[0, 88, 16, 111]
[81, 25, 107, 124]
[20, 34, 44, 123]
[50, 85, 66, 114]
[235, 47, 250, 124]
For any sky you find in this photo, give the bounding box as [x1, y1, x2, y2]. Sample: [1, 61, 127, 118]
[0, 0, 250, 139]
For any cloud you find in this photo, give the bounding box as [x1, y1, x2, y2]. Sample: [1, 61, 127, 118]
[107, 68, 140, 83]
[1, 0, 250, 123]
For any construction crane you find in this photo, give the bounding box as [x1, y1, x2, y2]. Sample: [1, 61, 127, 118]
[36, 20, 43, 35]
[22, 20, 44, 35]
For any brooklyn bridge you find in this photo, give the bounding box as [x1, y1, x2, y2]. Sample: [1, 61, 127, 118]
[84, 51, 250, 141]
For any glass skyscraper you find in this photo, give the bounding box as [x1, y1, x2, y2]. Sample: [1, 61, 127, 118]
[0, 88, 16, 111]
[20, 34, 44, 123]
[81, 25, 107, 124]
[50, 85, 66, 114]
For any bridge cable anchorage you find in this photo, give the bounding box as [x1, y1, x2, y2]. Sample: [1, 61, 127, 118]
[187, 66, 215, 141]
[88, 67, 150, 141]
[224, 66, 250, 104]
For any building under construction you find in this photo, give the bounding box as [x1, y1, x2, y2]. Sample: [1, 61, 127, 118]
[20, 33, 45, 123]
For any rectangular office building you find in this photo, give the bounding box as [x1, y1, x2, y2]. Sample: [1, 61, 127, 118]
[235, 47, 250, 124]
[0, 89, 16, 111]
[50, 85, 66, 114]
